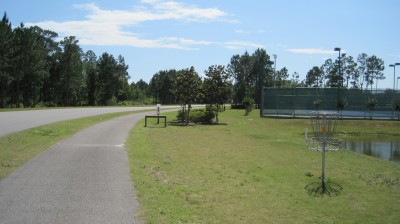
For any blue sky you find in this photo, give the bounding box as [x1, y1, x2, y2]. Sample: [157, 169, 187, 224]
[2, 0, 400, 88]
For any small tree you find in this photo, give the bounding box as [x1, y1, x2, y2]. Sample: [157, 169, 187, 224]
[171, 67, 201, 124]
[365, 97, 377, 120]
[336, 97, 348, 118]
[243, 97, 255, 115]
[313, 99, 322, 111]
[203, 65, 232, 123]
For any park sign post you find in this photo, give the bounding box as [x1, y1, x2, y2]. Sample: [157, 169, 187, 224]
[156, 104, 161, 116]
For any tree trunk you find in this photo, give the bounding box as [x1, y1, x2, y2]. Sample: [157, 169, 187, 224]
[216, 104, 219, 123]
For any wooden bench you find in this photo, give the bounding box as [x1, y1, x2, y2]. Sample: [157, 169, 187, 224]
[144, 115, 167, 127]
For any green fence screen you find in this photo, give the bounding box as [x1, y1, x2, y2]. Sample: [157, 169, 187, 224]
[262, 87, 400, 119]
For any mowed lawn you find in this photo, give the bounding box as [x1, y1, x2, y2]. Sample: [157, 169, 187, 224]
[127, 109, 400, 224]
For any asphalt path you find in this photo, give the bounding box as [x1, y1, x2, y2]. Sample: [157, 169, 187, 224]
[0, 111, 159, 223]
[0, 106, 180, 137]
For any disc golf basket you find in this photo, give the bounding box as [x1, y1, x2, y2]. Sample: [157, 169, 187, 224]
[306, 112, 341, 152]
[306, 111, 341, 195]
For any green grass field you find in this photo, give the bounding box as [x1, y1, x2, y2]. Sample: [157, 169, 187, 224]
[127, 109, 400, 223]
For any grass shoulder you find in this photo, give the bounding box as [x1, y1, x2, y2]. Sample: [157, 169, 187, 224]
[127, 109, 400, 223]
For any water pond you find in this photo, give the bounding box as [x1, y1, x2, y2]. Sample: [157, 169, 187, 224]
[342, 137, 400, 164]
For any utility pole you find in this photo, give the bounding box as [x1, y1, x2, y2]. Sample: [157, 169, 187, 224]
[273, 54, 277, 87]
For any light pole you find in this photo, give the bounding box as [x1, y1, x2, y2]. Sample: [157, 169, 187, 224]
[334, 47, 341, 108]
[334, 48, 341, 87]
[397, 77, 400, 91]
[389, 63, 400, 90]
[273, 54, 277, 87]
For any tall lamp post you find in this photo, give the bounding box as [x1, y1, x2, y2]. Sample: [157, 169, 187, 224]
[273, 54, 277, 87]
[334, 48, 341, 87]
[398, 77, 400, 90]
[389, 63, 400, 90]
[334, 47, 341, 107]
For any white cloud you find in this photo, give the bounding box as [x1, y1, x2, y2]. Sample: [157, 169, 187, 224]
[224, 41, 264, 50]
[235, 30, 250, 34]
[286, 48, 337, 54]
[145, 0, 228, 22]
[26, 1, 229, 49]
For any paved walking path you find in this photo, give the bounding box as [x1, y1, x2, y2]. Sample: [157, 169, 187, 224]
[0, 111, 156, 223]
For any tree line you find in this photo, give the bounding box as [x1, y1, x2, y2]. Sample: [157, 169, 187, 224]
[306, 53, 385, 91]
[0, 13, 148, 108]
[1, 12, 388, 109]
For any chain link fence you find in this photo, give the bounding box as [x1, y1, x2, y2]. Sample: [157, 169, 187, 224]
[261, 87, 400, 119]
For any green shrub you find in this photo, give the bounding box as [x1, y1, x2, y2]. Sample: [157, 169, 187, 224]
[231, 104, 245, 109]
[176, 109, 215, 124]
[242, 97, 255, 116]
[206, 105, 218, 112]
[190, 109, 204, 123]
[176, 109, 186, 122]
[191, 109, 215, 124]
[365, 97, 377, 111]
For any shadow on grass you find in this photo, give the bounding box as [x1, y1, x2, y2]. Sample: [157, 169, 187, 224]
[167, 121, 228, 126]
[305, 180, 343, 197]
[144, 126, 166, 128]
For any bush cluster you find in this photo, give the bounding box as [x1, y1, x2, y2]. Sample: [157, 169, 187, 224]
[230, 104, 245, 109]
[176, 109, 215, 124]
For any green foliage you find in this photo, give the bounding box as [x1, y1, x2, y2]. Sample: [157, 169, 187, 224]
[275, 67, 289, 87]
[171, 67, 202, 124]
[203, 65, 232, 123]
[319, 53, 385, 90]
[189, 109, 215, 124]
[83, 50, 98, 106]
[0, 13, 148, 108]
[306, 66, 324, 87]
[176, 109, 185, 122]
[365, 97, 378, 111]
[227, 49, 274, 104]
[242, 97, 255, 115]
[0, 12, 13, 108]
[97, 53, 131, 106]
[230, 104, 245, 109]
[59, 36, 84, 106]
[172, 67, 201, 106]
[366, 55, 385, 91]
[149, 70, 177, 104]
[176, 109, 215, 124]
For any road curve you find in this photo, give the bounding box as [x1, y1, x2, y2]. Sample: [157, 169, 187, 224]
[0, 106, 180, 137]
[0, 111, 158, 223]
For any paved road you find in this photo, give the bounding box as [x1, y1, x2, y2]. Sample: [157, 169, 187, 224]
[0, 111, 157, 223]
[0, 106, 180, 137]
